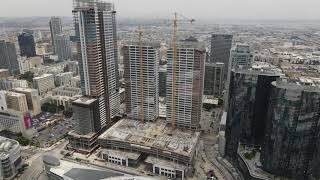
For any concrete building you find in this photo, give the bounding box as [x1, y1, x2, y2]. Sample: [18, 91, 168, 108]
[49, 17, 63, 54]
[0, 136, 22, 180]
[0, 79, 28, 90]
[33, 74, 55, 96]
[210, 34, 233, 79]
[13, 88, 41, 116]
[68, 96, 102, 154]
[73, 0, 120, 129]
[55, 72, 73, 87]
[0, 40, 19, 75]
[5, 92, 28, 113]
[0, 69, 10, 79]
[52, 86, 81, 97]
[73, 97, 101, 135]
[18, 32, 36, 57]
[17, 56, 30, 74]
[122, 42, 159, 122]
[230, 44, 254, 69]
[204, 62, 225, 97]
[261, 78, 320, 179]
[65, 61, 79, 76]
[55, 34, 72, 61]
[70, 76, 80, 88]
[0, 110, 36, 138]
[166, 41, 205, 130]
[98, 118, 200, 167]
[0, 91, 8, 112]
[159, 65, 167, 98]
[225, 64, 281, 160]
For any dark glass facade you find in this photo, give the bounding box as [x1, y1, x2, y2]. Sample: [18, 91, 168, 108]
[261, 80, 320, 179]
[18, 32, 36, 57]
[225, 69, 279, 160]
[0, 40, 19, 75]
[210, 34, 233, 80]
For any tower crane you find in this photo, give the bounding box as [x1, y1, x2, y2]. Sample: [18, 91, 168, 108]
[171, 13, 195, 129]
[136, 26, 145, 123]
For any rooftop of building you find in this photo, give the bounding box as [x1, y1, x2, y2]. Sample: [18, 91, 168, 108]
[73, 0, 114, 11]
[205, 62, 225, 67]
[0, 136, 19, 158]
[123, 41, 160, 48]
[99, 118, 200, 157]
[0, 69, 9, 72]
[55, 72, 73, 77]
[14, 87, 36, 93]
[233, 62, 283, 76]
[49, 159, 124, 180]
[6, 91, 26, 98]
[33, 73, 53, 80]
[272, 77, 320, 92]
[73, 96, 97, 105]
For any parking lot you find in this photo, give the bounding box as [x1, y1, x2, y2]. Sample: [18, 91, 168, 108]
[32, 113, 77, 148]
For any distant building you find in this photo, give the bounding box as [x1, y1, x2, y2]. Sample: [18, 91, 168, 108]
[230, 44, 254, 69]
[55, 34, 72, 61]
[5, 92, 28, 113]
[52, 86, 81, 97]
[13, 88, 41, 117]
[73, 0, 120, 129]
[0, 40, 19, 75]
[0, 79, 28, 90]
[261, 78, 320, 179]
[17, 56, 30, 74]
[18, 32, 36, 57]
[210, 34, 233, 80]
[225, 66, 280, 160]
[159, 65, 167, 98]
[55, 72, 73, 87]
[0, 136, 22, 180]
[33, 74, 55, 96]
[65, 61, 79, 76]
[122, 42, 159, 122]
[166, 41, 205, 129]
[204, 62, 225, 97]
[49, 17, 63, 54]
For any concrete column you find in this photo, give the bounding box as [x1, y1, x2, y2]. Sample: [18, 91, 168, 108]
[153, 165, 155, 173]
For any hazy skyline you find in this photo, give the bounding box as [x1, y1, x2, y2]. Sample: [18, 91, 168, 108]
[0, 0, 319, 20]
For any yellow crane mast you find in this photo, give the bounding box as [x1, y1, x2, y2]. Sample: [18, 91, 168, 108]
[171, 13, 195, 129]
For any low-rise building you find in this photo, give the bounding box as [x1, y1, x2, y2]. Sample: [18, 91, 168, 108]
[0, 69, 10, 79]
[98, 118, 200, 172]
[0, 110, 37, 139]
[13, 88, 41, 116]
[0, 136, 22, 180]
[5, 92, 28, 113]
[54, 72, 73, 87]
[33, 74, 55, 96]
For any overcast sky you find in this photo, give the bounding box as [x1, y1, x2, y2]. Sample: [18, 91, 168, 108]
[0, 0, 319, 20]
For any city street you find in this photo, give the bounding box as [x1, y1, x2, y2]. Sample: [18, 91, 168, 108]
[19, 140, 68, 180]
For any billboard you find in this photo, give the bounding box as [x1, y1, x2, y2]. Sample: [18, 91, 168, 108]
[23, 112, 33, 129]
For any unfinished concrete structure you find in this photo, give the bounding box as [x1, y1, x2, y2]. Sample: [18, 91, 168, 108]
[166, 41, 205, 130]
[67, 96, 101, 154]
[122, 42, 159, 122]
[98, 119, 200, 166]
[73, 0, 120, 129]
